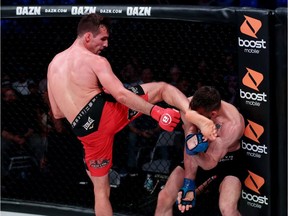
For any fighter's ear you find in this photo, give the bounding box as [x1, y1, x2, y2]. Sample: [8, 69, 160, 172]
[210, 111, 217, 118]
[84, 32, 92, 43]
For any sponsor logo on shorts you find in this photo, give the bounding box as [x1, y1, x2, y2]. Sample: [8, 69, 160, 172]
[219, 155, 234, 162]
[128, 109, 139, 120]
[238, 15, 266, 54]
[242, 120, 267, 158]
[127, 86, 142, 119]
[242, 170, 268, 208]
[126, 7, 151, 16]
[128, 86, 140, 94]
[240, 68, 267, 106]
[89, 158, 110, 169]
[82, 117, 95, 130]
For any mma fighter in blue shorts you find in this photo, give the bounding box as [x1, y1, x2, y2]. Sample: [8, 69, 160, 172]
[155, 86, 247, 216]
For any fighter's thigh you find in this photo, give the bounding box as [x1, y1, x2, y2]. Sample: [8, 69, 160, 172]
[219, 176, 242, 204]
[80, 133, 113, 177]
[140, 82, 166, 104]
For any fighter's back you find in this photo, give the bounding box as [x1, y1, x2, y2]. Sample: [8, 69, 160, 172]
[47, 43, 103, 122]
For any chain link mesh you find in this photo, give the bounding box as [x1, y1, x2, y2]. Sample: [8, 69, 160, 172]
[1, 17, 237, 215]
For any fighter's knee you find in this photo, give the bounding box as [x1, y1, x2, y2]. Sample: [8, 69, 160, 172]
[156, 188, 175, 215]
[157, 188, 168, 202]
[219, 202, 239, 216]
[159, 187, 176, 205]
[158, 81, 178, 95]
[151, 81, 168, 91]
[161, 81, 172, 88]
[140, 81, 166, 94]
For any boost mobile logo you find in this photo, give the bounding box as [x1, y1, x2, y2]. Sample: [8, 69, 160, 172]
[244, 120, 264, 143]
[245, 170, 265, 194]
[242, 68, 263, 91]
[238, 15, 266, 53]
[240, 68, 267, 106]
[242, 120, 267, 156]
[240, 15, 262, 38]
[242, 170, 268, 206]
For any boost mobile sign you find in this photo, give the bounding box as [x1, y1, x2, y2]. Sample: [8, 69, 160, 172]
[242, 119, 268, 158]
[237, 10, 271, 216]
[242, 170, 269, 210]
[238, 15, 267, 54]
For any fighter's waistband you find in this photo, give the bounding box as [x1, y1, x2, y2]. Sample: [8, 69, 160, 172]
[177, 148, 243, 168]
[71, 86, 145, 137]
[219, 148, 243, 163]
[71, 92, 109, 137]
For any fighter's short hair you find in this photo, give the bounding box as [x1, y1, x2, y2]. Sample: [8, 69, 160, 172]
[190, 86, 221, 113]
[77, 13, 110, 37]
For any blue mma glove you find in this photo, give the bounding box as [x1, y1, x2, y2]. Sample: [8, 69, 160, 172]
[177, 178, 196, 207]
[185, 133, 208, 155]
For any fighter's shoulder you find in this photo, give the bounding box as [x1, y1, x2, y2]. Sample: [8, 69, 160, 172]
[222, 112, 244, 139]
[48, 54, 62, 74]
[86, 54, 110, 67]
[222, 101, 241, 115]
[49, 50, 67, 67]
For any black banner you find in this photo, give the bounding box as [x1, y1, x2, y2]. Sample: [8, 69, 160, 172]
[1, 5, 236, 23]
[237, 10, 272, 216]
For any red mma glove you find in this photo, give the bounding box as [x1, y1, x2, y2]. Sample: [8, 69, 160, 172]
[150, 105, 180, 132]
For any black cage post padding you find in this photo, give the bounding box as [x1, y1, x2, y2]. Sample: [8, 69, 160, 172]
[237, 8, 272, 216]
[271, 7, 287, 216]
[1, 5, 287, 216]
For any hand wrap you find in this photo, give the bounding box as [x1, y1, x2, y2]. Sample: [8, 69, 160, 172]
[185, 133, 208, 155]
[177, 178, 196, 207]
